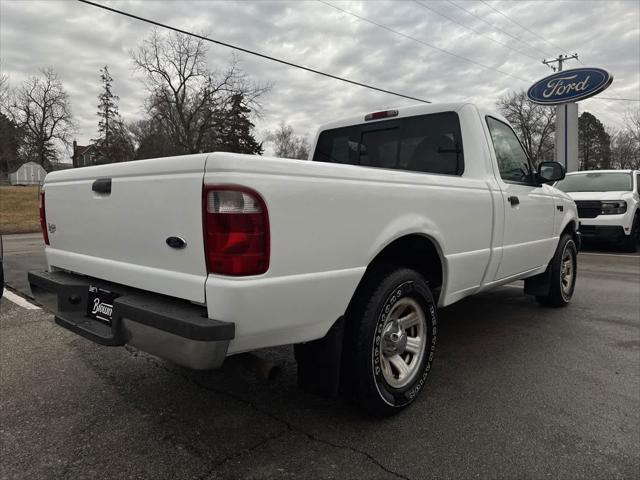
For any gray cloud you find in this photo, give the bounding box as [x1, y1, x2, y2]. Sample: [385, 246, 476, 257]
[1, 0, 638, 158]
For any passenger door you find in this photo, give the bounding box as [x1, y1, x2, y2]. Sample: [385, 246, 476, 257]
[486, 117, 556, 279]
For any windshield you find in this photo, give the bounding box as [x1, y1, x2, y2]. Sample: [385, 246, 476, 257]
[555, 172, 632, 192]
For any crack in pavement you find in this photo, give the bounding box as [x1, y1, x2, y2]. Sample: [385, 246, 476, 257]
[195, 428, 291, 480]
[123, 347, 413, 480]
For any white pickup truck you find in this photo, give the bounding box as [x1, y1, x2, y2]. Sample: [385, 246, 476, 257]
[29, 103, 579, 415]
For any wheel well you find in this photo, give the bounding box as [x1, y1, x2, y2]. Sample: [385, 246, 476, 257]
[348, 234, 444, 310]
[337, 234, 444, 396]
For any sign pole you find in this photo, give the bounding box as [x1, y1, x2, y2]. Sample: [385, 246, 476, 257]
[555, 102, 579, 172]
[542, 54, 580, 172]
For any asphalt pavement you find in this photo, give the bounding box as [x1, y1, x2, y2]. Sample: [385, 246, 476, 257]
[1, 233, 46, 296]
[1, 234, 639, 479]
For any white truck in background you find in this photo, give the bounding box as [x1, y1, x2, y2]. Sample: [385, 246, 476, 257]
[555, 170, 639, 252]
[29, 103, 579, 415]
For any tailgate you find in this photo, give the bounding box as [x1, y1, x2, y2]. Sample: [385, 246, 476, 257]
[43, 154, 208, 303]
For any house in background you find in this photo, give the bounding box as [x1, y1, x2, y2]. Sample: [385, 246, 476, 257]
[72, 141, 98, 168]
[9, 161, 47, 185]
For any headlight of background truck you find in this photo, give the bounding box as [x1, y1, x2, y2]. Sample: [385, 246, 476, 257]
[600, 201, 627, 215]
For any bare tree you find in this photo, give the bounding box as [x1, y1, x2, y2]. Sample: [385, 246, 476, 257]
[497, 90, 555, 166]
[624, 108, 639, 145]
[131, 29, 269, 155]
[266, 122, 309, 159]
[609, 109, 640, 170]
[0, 74, 9, 109]
[610, 129, 639, 170]
[9, 67, 74, 170]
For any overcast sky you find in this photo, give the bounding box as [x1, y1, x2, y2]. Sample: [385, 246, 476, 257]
[1, 0, 638, 159]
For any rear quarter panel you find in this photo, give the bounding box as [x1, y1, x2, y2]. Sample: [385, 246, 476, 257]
[204, 142, 495, 353]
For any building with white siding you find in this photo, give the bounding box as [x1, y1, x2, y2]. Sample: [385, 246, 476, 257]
[9, 162, 47, 185]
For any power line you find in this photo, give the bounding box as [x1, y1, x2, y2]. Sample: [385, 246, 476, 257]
[413, 0, 540, 62]
[478, 0, 582, 63]
[591, 97, 640, 102]
[75, 0, 432, 104]
[446, 0, 551, 59]
[319, 0, 530, 83]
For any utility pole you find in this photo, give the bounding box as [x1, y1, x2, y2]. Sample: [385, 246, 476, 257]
[543, 53, 580, 171]
[542, 53, 579, 72]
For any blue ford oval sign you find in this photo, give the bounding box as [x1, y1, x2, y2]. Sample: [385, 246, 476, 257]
[527, 67, 613, 105]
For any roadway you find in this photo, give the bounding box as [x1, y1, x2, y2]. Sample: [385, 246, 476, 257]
[1, 234, 638, 479]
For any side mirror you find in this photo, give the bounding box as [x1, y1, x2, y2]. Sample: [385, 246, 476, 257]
[537, 161, 565, 183]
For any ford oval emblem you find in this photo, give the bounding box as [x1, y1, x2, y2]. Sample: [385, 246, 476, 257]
[527, 67, 613, 105]
[166, 236, 187, 249]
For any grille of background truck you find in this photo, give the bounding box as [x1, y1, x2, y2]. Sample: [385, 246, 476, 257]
[575, 200, 602, 219]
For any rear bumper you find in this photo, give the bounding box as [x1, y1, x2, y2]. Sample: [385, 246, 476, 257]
[28, 271, 234, 370]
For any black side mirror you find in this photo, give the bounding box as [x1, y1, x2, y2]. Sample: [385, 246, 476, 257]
[537, 161, 565, 183]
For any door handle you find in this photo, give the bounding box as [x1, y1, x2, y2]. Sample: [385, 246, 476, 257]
[92, 178, 111, 195]
[508, 195, 520, 206]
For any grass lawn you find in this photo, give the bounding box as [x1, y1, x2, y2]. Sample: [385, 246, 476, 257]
[0, 185, 41, 234]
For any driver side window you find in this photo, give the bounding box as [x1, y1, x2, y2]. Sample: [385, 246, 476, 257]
[486, 117, 534, 184]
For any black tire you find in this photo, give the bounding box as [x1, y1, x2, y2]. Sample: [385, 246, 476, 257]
[536, 233, 577, 307]
[345, 266, 437, 416]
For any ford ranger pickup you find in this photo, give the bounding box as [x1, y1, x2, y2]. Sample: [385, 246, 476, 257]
[29, 103, 579, 415]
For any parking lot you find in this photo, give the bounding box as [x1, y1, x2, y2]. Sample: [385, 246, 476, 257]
[1, 234, 639, 479]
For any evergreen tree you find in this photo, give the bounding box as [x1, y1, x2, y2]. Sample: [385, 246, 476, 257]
[128, 118, 181, 160]
[578, 112, 611, 170]
[93, 66, 133, 163]
[211, 93, 263, 155]
[0, 112, 23, 176]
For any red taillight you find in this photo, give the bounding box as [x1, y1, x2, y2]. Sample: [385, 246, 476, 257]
[203, 185, 269, 276]
[39, 191, 49, 245]
[364, 109, 398, 121]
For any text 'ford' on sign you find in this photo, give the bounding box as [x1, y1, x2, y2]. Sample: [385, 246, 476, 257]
[527, 68, 613, 105]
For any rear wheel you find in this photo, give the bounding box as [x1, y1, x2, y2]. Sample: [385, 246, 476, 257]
[345, 266, 437, 416]
[536, 233, 577, 307]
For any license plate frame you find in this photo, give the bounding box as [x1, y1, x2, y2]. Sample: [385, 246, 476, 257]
[86, 285, 119, 324]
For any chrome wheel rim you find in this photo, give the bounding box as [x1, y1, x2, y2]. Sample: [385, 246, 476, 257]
[379, 297, 426, 389]
[560, 243, 575, 299]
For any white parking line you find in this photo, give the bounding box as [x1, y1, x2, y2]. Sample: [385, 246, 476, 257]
[2, 289, 40, 310]
[580, 252, 640, 259]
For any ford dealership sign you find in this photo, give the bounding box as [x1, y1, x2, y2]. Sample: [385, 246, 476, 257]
[527, 68, 613, 105]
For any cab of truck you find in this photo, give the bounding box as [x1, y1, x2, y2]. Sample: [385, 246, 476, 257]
[555, 170, 640, 251]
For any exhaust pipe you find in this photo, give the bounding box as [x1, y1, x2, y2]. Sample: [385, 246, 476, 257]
[236, 352, 281, 381]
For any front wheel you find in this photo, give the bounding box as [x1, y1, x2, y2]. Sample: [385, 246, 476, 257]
[536, 233, 577, 307]
[347, 267, 437, 416]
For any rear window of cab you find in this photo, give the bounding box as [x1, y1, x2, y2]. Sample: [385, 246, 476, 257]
[312, 112, 464, 176]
